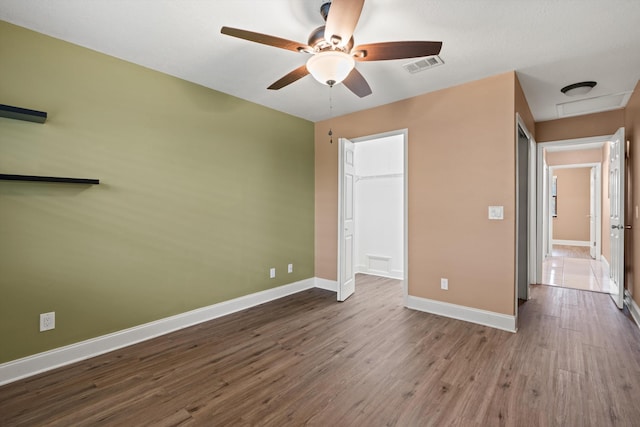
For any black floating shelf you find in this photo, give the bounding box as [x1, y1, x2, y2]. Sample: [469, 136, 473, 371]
[0, 104, 47, 123]
[0, 174, 99, 185]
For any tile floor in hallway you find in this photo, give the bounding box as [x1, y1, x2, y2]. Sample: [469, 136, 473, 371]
[541, 245, 617, 293]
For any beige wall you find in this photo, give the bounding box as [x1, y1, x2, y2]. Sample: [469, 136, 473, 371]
[0, 22, 315, 363]
[316, 72, 529, 316]
[536, 109, 625, 143]
[552, 168, 591, 241]
[515, 73, 535, 134]
[625, 81, 640, 308]
[546, 148, 602, 166]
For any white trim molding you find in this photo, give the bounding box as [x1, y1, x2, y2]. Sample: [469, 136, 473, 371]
[355, 265, 404, 280]
[0, 278, 316, 386]
[314, 277, 338, 292]
[390, 270, 404, 280]
[406, 296, 517, 333]
[625, 291, 640, 331]
[552, 239, 590, 247]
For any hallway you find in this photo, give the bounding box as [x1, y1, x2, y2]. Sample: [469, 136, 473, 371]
[541, 245, 616, 293]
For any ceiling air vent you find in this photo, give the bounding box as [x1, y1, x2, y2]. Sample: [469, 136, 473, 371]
[402, 55, 444, 74]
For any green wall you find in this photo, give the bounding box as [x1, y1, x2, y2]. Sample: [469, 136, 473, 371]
[0, 21, 315, 363]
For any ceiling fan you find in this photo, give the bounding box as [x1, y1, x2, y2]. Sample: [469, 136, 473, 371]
[221, 0, 442, 97]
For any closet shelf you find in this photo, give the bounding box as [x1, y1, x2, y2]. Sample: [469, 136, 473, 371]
[0, 104, 47, 123]
[0, 174, 99, 185]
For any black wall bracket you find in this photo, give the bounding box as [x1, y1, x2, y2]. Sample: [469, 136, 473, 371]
[0, 104, 47, 123]
[0, 174, 99, 185]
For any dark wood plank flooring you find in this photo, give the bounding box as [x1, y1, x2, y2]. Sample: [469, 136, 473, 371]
[2, 275, 640, 426]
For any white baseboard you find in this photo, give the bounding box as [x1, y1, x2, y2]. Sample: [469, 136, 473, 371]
[406, 295, 517, 333]
[625, 291, 640, 331]
[390, 270, 404, 280]
[601, 255, 610, 271]
[314, 277, 337, 292]
[552, 239, 590, 247]
[0, 278, 316, 386]
[355, 267, 404, 280]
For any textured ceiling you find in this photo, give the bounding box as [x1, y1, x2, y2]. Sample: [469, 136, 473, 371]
[1, 0, 639, 123]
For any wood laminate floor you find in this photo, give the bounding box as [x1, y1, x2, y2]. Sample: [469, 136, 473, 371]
[2, 275, 640, 426]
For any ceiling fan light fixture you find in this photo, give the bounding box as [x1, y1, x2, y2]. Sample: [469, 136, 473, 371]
[306, 51, 355, 86]
[561, 81, 597, 97]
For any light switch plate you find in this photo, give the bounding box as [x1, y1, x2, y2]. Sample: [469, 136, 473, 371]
[488, 206, 504, 220]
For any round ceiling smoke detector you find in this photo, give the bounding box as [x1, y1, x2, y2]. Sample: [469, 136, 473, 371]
[561, 81, 597, 97]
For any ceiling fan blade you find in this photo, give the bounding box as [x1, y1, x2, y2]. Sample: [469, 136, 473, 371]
[221, 27, 310, 53]
[354, 41, 442, 61]
[324, 0, 365, 48]
[342, 68, 372, 98]
[267, 65, 310, 90]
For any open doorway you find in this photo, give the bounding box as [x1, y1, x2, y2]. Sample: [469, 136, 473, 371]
[536, 136, 618, 295]
[515, 115, 536, 310]
[337, 130, 408, 303]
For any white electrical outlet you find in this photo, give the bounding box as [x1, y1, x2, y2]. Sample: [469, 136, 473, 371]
[40, 312, 55, 332]
[488, 206, 504, 220]
[288, 264, 293, 273]
[441, 278, 448, 290]
[270, 268, 276, 279]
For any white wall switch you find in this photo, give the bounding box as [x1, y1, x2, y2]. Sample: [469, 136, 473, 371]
[40, 312, 55, 332]
[441, 278, 448, 290]
[488, 206, 504, 220]
[269, 268, 276, 279]
[288, 264, 293, 273]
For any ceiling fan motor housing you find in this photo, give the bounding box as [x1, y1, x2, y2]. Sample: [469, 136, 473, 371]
[320, 2, 331, 21]
[308, 26, 354, 53]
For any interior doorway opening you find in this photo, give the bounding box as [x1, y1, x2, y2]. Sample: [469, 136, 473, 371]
[546, 163, 602, 260]
[535, 132, 625, 302]
[337, 129, 408, 303]
[515, 114, 536, 315]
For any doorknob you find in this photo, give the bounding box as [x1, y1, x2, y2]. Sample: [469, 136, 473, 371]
[611, 224, 632, 230]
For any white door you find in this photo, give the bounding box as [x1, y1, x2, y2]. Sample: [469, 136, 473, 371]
[589, 167, 597, 259]
[609, 127, 625, 309]
[543, 162, 550, 257]
[338, 138, 356, 301]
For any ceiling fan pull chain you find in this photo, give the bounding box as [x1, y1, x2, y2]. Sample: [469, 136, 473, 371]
[328, 85, 334, 143]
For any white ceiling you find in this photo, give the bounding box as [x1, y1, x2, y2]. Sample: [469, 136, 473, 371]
[1, 0, 639, 123]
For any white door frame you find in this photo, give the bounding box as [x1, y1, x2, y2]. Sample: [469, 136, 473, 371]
[546, 163, 601, 257]
[337, 129, 409, 304]
[590, 166, 598, 259]
[535, 135, 609, 283]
